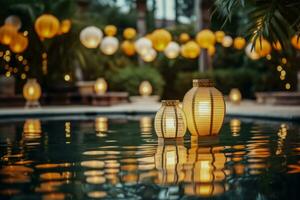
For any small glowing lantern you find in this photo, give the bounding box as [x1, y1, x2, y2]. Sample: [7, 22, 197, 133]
[80, 26, 103, 48]
[23, 79, 42, 107]
[94, 78, 108, 95]
[121, 40, 136, 56]
[139, 81, 152, 96]
[196, 29, 216, 48]
[164, 41, 180, 59]
[254, 38, 271, 57]
[59, 19, 71, 34]
[182, 79, 225, 136]
[100, 36, 119, 55]
[9, 33, 28, 53]
[141, 48, 157, 62]
[23, 119, 42, 137]
[222, 36, 233, 47]
[233, 37, 246, 50]
[151, 29, 172, 51]
[273, 41, 282, 51]
[245, 43, 260, 60]
[181, 41, 201, 59]
[291, 35, 300, 49]
[154, 100, 187, 138]
[207, 45, 216, 56]
[34, 14, 60, 39]
[0, 24, 17, 45]
[215, 31, 225, 43]
[123, 28, 136, 40]
[5, 15, 22, 30]
[179, 33, 190, 43]
[104, 25, 117, 36]
[135, 37, 152, 55]
[229, 88, 242, 104]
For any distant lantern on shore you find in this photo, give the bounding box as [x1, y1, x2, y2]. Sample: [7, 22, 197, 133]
[139, 81, 152, 96]
[181, 41, 200, 59]
[23, 79, 42, 107]
[196, 29, 216, 48]
[291, 35, 300, 50]
[9, 33, 28, 53]
[222, 36, 233, 47]
[164, 41, 180, 59]
[154, 100, 187, 138]
[245, 43, 260, 60]
[121, 40, 135, 56]
[104, 25, 117, 36]
[34, 14, 60, 39]
[59, 19, 71, 34]
[141, 48, 157, 62]
[135, 37, 152, 55]
[183, 79, 225, 136]
[233, 37, 246, 50]
[123, 28, 136, 40]
[215, 31, 225, 43]
[100, 36, 119, 55]
[229, 88, 242, 104]
[151, 29, 172, 51]
[179, 33, 190, 43]
[94, 78, 108, 95]
[0, 24, 17, 45]
[80, 26, 103, 48]
[5, 15, 22, 30]
[254, 38, 271, 57]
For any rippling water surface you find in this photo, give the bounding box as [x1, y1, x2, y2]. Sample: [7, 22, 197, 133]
[0, 116, 300, 200]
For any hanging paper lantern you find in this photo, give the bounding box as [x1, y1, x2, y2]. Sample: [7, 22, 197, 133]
[141, 48, 157, 62]
[80, 26, 103, 48]
[94, 78, 108, 95]
[196, 29, 216, 48]
[181, 41, 200, 59]
[139, 81, 152, 96]
[229, 88, 242, 104]
[179, 33, 190, 43]
[207, 45, 216, 56]
[182, 79, 225, 136]
[273, 41, 282, 51]
[245, 43, 260, 60]
[291, 35, 300, 49]
[254, 38, 271, 57]
[34, 14, 60, 39]
[23, 79, 42, 108]
[233, 37, 246, 50]
[215, 31, 225, 43]
[154, 100, 187, 138]
[121, 40, 136, 56]
[100, 36, 119, 55]
[5, 15, 22, 30]
[123, 28, 136, 40]
[104, 25, 117, 36]
[151, 29, 172, 51]
[135, 37, 152, 55]
[164, 41, 180, 59]
[0, 24, 17, 45]
[222, 36, 233, 47]
[59, 19, 71, 34]
[9, 33, 28, 53]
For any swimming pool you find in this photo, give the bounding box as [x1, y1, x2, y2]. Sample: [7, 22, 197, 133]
[0, 116, 299, 199]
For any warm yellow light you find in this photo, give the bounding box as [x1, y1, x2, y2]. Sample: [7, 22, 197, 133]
[183, 79, 225, 136]
[23, 78, 42, 107]
[140, 116, 152, 134]
[94, 78, 108, 95]
[230, 118, 241, 136]
[277, 65, 282, 71]
[151, 29, 172, 51]
[121, 40, 136, 56]
[280, 75, 285, 80]
[281, 58, 287, 64]
[21, 73, 26, 80]
[140, 48, 156, 62]
[207, 45, 216, 56]
[254, 38, 272, 57]
[281, 70, 286, 76]
[154, 100, 187, 138]
[285, 83, 291, 90]
[104, 25, 117, 36]
[0, 24, 17, 45]
[23, 119, 42, 139]
[179, 33, 190, 43]
[266, 54, 272, 60]
[164, 41, 180, 59]
[291, 35, 300, 49]
[222, 36, 233, 47]
[135, 37, 152, 55]
[245, 43, 260, 60]
[5, 15, 22, 30]
[100, 36, 119, 55]
[196, 29, 215, 48]
[123, 28, 136, 40]
[139, 81, 152, 96]
[215, 31, 225, 43]
[233, 37, 246, 50]
[273, 41, 282, 51]
[34, 14, 60, 39]
[64, 74, 71, 82]
[80, 26, 103, 48]
[95, 117, 108, 134]
[229, 88, 242, 104]
[181, 41, 201, 59]
[59, 19, 71, 34]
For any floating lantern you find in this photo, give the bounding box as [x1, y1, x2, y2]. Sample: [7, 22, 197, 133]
[291, 35, 300, 49]
[80, 26, 103, 48]
[196, 29, 216, 48]
[164, 41, 180, 59]
[59, 19, 71, 34]
[207, 45, 216, 56]
[230, 119, 241, 136]
[100, 36, 119, 55]
[123, 28, 136, 40]
[5, 15, 22, 30]
[183, 79, 225, 136]
[139, 81, 152, 96]
[154, 100, 187, 138]
[245, 43, 260, 60]
[179, 33, 190, 43]
[23, 79, 42, 107]
[104, 25, 117, 36]
[273, 41, 282, 51]
[222, 36, 233, 47]
[233, 37, 246, 50]
[229, 88, 242, 104]
[94, 78, 108, 95]
[34, 14, 60, 39]
[0, 24, 17, 45]
[135, 37, 152, 55]
[140, 48, 156, 62]
[215, 31, 225, 43]
[181, 41, 201, 59]
[151, 29, 172, 51]
[254, 38, 271, 57]
[9, 33, 28, 53]
[121, 40, 136, 56]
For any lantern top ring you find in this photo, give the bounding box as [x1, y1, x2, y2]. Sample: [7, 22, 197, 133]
[161, 100, 179, 106]
[193, 79, 214, 87]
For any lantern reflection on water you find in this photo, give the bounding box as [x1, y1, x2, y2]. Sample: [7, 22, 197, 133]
[140, 116, 152, 135]
[230, 119, 241, 136]
[23, 119, 42, 139]
[95, 117, 108, 137]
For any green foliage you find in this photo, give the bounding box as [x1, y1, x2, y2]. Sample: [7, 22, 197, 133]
[108, 65, 165, 96]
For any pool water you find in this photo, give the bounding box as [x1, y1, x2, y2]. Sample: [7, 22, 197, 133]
[0, 116, 300, 200]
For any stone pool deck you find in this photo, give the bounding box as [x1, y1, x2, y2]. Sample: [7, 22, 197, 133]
[0, 100, 299, 121]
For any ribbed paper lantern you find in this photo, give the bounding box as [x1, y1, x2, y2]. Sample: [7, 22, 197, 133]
[94, 78, 108, 95]
[23, 79, 42, 107]
[245, 43, 260, 60]
[154, 100, 187, 138]
[0, 24, 17, 45]
[215, 31, 225, 43]
[34, 14, 60, 39]
[196, 29, 216, 48]
[139, 81, 152, 96]
[123, 28, 136, 40]
[59, 19, 71, 34]
[104, 25, 117, 36]
[229, 88, 242, 104]
[182, 79, 225, 136]
[254, 38, 271, 57]
[222, 36, 233, 47]
[273, 41, 282, 51]
[164, 41, 180, 59]
[100, 36, 119, 55]
[135, 37, 152, 55]
[181, 41, 201, 59]
[9, 33, 28, 53]
[151, 29, 172, 51]
[233, 37, 246, 50]
[80, 26, 103, 48]
[179, 33, 190, 43]
[121, 40, 136, 56]
[141, 48, 156, 62]
[5, 15, 22, 30]
[291, 35, 300, 49]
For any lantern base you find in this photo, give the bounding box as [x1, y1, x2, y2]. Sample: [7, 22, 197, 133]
[158, 137, 184, 145]
[25, 101, 41, 108]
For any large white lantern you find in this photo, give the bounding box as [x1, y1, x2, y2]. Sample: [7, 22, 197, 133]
[5, 15, 22, 30]
[135, 37, 152, 55]
[245, 43, 260, 60]
[164, 41, 180, 59]
[141, 48, 157, 62]
[80, 26, 103, 48]
[100, 36, 119, 55]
